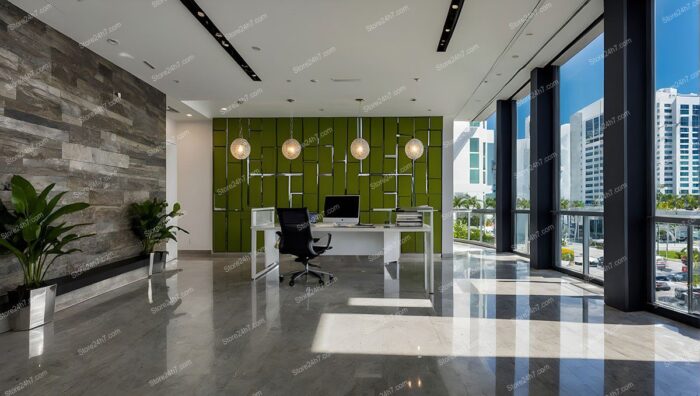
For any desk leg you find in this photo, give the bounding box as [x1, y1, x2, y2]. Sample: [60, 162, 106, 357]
[251, 230, 257, 280]
[383, 230, 401, 264]
[424, 232, 429, 293]
[429, 231, 434, 294]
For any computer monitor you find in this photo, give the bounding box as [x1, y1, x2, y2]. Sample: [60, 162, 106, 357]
[323, 195, 360, 224]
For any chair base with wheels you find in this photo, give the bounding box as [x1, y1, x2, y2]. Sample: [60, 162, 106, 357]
[280, 258, 335, 286]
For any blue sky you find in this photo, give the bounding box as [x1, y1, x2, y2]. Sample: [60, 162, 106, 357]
[504, 0, 699, 139]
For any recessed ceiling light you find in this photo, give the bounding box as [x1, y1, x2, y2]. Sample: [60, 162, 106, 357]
[512, 54, 519, 58]
[287, 99, 295, 103]
[484, 80, 488, 83]
[526, 32, 533, 36]
[186, 113, 192, 117]
[286, 79, 292, 83]
[496, 73, 502, 76]
[220, 107, 227, 111]
[445, 28, 451, 32]
[410, 98, 417, 102]
[251, 74, 257, 78]
[414, 77, 420, 82]
[107, 38, 119, 45]
[319, 108, 324, 111]
[310, 79, 317, 83]
[222, 41, 229, 47]
[427, 109, 432, 112]
[215, 32, 223, 38]
[173, 79, 179, 83]
[197, 11, 205, 17]
[251, 46, 261, 51]
[451, 4, 459, 9]
[118, 52, 134, 59]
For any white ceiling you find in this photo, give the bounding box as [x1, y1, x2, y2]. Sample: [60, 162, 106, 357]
[11, 0, 602, 121]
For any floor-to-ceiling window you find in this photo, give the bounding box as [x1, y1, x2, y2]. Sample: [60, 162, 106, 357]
[453, 114, 497, 248]
[514, 92, 531, 254]
[653, 0, 700, 315]
[557, 32, 605, 281]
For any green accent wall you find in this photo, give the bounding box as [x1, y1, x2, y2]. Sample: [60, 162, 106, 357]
[213, 117, 443, 253]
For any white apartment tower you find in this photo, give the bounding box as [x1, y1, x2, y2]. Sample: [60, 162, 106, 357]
[655, 88, 700, 195]
[569, 99, 605, 205]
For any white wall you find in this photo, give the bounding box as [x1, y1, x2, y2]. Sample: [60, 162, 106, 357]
[442, 116, 454, 256]
[175, 120, 213, 251]
[165, 118, 178, 260]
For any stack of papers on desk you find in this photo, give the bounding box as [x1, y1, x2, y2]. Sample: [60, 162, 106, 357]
[396, 209, 423, 227]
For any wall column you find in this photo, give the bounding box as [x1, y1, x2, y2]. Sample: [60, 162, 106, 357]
[529, 66, 558, 269]
[603, 0, 654, 311]
[495, 100, 515, 252]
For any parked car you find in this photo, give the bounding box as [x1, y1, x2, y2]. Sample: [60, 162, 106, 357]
[655, 276, 671, 291]
[655, 256, 668, 271]
[674, 286, 700, 304]
[669, 272, 688, 282]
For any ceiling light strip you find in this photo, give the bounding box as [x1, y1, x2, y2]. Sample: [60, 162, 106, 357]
[437, 0, 465, 52]
[179, 0, 261, 81]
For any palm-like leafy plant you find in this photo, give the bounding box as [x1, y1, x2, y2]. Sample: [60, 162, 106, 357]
[0, 176, 93, 289]
[128, 198, 188, 254]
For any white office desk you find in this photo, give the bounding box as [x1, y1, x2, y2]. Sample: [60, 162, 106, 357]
[250, 208, 435, 294]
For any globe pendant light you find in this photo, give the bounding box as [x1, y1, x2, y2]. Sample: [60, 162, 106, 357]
[404, 118, 424, 160]
[350, 98, 370, 160]
[282, 99, 301, 160]
[405, 138, 424, 160]
[230, 118, 251, 160]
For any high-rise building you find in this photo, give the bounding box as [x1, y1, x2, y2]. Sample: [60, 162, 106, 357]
[515, 116, 531, 201]
[655, 88, 700, 195]
[569, 99, 605, 205]
[453, 121, 496, 201]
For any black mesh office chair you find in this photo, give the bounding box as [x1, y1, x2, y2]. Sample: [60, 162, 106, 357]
[276, 208, 334, 286]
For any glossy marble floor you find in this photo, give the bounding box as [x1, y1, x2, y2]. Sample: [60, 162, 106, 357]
[1, 246, 699, 396]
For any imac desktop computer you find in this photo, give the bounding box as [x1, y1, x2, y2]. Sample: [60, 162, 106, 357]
[323, 195, 360, 225]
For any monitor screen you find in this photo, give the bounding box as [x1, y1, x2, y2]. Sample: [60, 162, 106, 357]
[323, 195, 360, 219]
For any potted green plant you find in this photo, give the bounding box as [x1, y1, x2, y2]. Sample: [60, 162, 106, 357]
[128, 198, 188, 275]
[0, 176, 92, 330]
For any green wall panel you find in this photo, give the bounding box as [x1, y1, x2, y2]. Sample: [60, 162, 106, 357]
[213, 117, 443, 253]
[277, 176, 289, 208]
[430, 116, 443, 130]
[213, 130, 226, 147]
[347, 163, 360, 194]
[213, 147, 227, 210]
[213, 212, 227, 252]
[319, 118, 334, 145]
[370, 118, 383, 147]
[415, 117, 429, 130]
[242, 213, 251, 252]
[303, 163, 318, 192]
[359, 176, 370, 211]
[227, 212, 241, 252]
[213, 118, 226, 131]
[261, 147, 276, 173]
[262, 176, 276, 207]
[249, 176, 262, 208]
[333, 118, 347, 162]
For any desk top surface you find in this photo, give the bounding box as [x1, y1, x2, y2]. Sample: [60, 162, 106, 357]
[251, 223, 431, 232]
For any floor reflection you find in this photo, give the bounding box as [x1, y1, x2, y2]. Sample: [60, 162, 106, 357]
[0, 248, 697, 395]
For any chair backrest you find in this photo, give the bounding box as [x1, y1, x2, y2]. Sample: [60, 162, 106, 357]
[276, 208, 314, 258]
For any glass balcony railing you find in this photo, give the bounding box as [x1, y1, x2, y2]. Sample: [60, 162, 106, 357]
[654, 218, 700, 316]
[557, 210, 605, 281]
[453, 208, 496, 248]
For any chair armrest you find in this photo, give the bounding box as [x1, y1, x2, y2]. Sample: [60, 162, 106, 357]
[309, 233, 332, 255]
